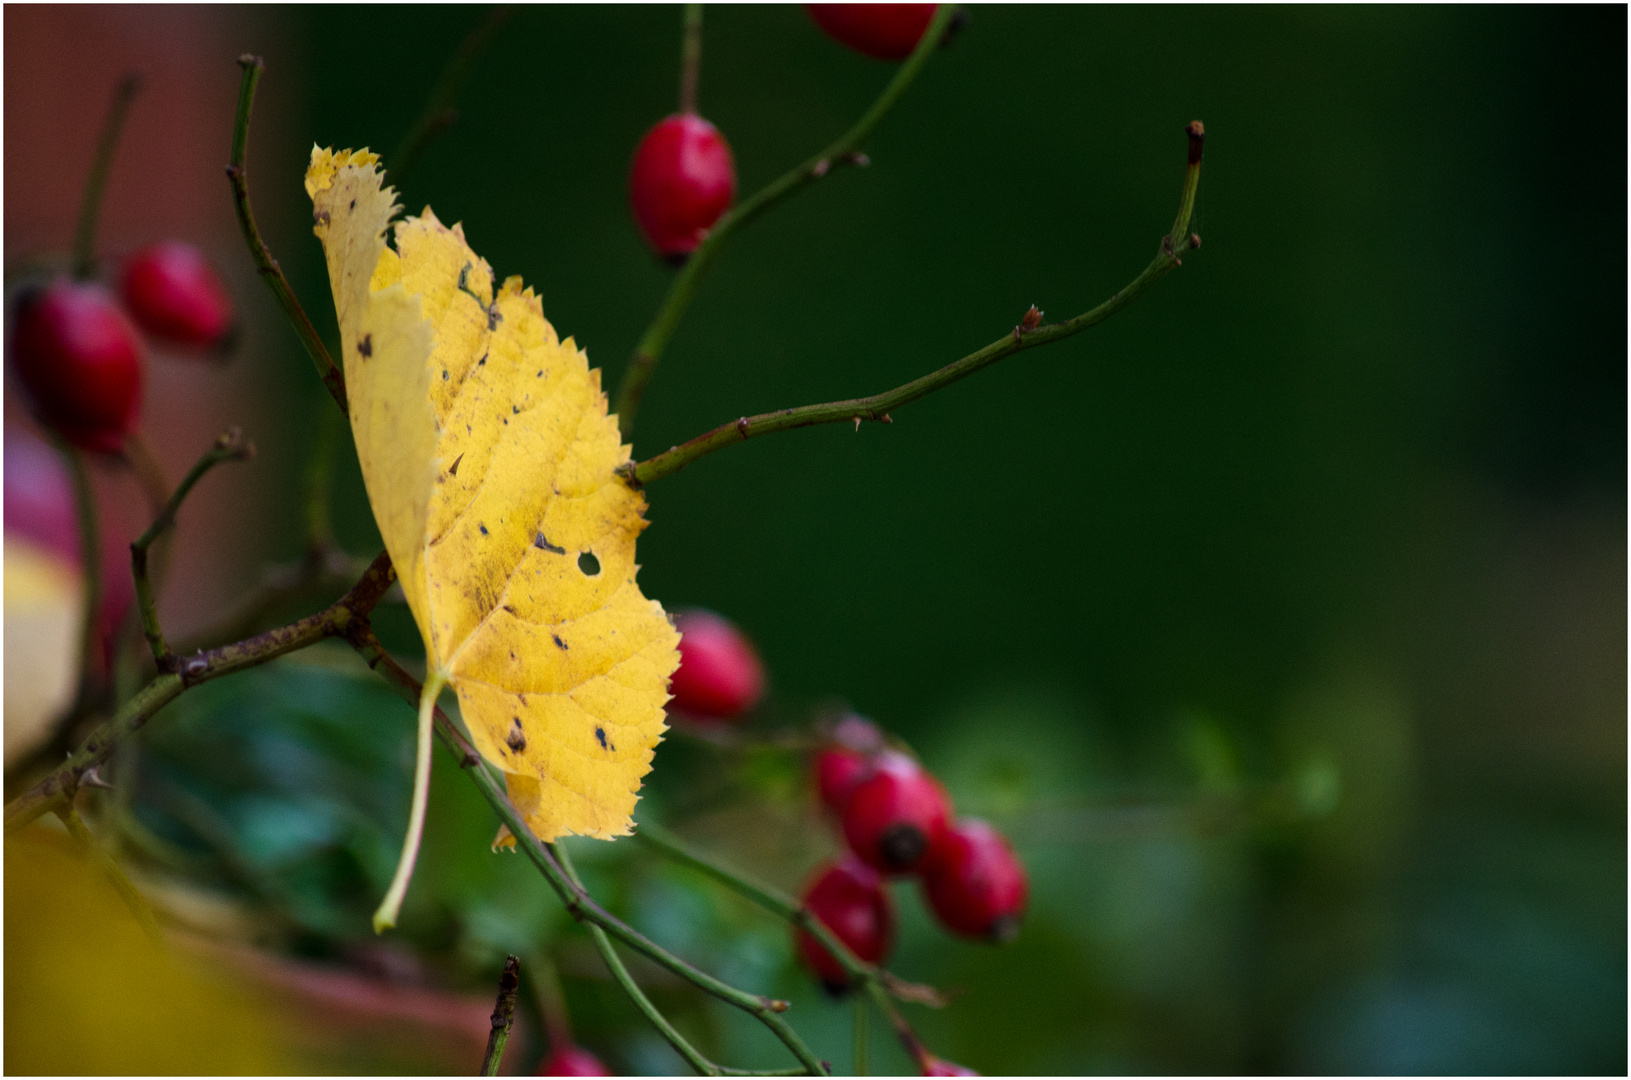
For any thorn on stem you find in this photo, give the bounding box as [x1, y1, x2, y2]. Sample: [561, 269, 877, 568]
[853, 417, 862, 432]
[1190, 232, 1202, 249]
[768, 999, 790, 1013]
[80, 767, 114, 791]
[811, 158, 831, 179]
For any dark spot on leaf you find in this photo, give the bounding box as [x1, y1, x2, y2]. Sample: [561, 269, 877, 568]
[448, 452, 464, 476]
[534, 532, 565, 554]
[507, 718, 527, 752]
[595, 727, 608, 750]
[478, 353, 487, 366]
[502, 604, 517, 615]
[553, 634, 568, 650]
[578, 552, 601, 576]
[349, 199, 355, 209]
[442, 369, 449, 381]
[536, 370, 543, 377]
[479, 523, 488, 535]
[512, 404, 519, 414]
[358, 334, 372, 358]
[488, 306, 502, 330]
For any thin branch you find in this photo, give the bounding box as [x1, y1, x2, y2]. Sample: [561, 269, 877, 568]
[60, 439, 105, 708]
[678, 4, 703, 115]
[391, 6, 515, 182]
[4, 551, 397, 835]
[611, 4, 961, 436]
[553, 844, 721, 1076]
[226, 55, 348, 414]
[853, 992, 869, 1076]
[626, 120, 1207, 488]
[71, 73, 143, 279]
[56, 803, 162, 941]
[347, 633, 829, 1076]
[302, 403, 342, 553]
[632, 821, 947, 1007]
[131, 429, 254, 669]
[481, 954, 522, 1076]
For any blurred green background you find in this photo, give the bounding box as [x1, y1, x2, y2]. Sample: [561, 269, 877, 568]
[12, 5, 1626, 1075]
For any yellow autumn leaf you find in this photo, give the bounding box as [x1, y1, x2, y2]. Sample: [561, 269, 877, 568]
[305, 148, 680, 926]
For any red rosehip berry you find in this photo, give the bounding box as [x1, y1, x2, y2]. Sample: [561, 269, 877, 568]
[119, 241, 235, 350]
[919, 819, 1028, 943]
[10, 279, 144, 453]
[794, 856, 894, 991]
[628, 114, 736, 261]
[813, 714, 885, 813]
[537, 1045, 610, 1076]
[841, 750, 950, 874]
[921, 1055, 979, 1076]
[808, 4, 937, 60]
[669, 608, 765, 720]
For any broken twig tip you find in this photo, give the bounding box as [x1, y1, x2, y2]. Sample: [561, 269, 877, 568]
[1186, 120, 1206, 164]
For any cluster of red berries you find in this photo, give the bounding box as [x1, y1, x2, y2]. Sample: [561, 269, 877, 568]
[799, 715, 1027, 985]
[626, 4, 939, 260]
[661, 607, 1024, 1070]
[10, 243, 234, 454]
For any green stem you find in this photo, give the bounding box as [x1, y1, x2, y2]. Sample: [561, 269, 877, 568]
[56, 803, 162, 941]
[853, 992, 869, 1076]
[481, 954, 521, 1076]
[61, 442, 104, 707]
[303, 404, 341, 554]
[347, 635, 828, 1076]
[227, 55, 348, 414]
[626, 119, 1206, 487]
[373, 668, 447, 932]
[678, 5, 703, 114]
[612, 4, 960, 437]
[5, 551, 398, 836]
[553, 844, 721, 1077]
[391, 6, 515, 182]
[70, 74, 142, 280]
[131, 429, 254, 668]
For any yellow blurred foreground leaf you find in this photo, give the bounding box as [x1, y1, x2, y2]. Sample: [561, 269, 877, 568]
[4, 827, 284, 1074]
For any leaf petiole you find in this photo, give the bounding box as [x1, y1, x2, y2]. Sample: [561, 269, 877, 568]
[373, 668, 449, 933]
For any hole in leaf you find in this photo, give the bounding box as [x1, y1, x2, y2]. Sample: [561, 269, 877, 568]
[577, 551, 601, 576]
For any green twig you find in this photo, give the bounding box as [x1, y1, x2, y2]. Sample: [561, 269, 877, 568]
[303, 404, 341, 553]
[391, 6, 514, 182]
[131, 429, 254, 669]
[678, 5, 703, 115]
[625, 120, 1207, 487]
[226, 55, 348, 414]
[853, 993, 868, 1076]
[611, 4, 960, 437]
[481, 954, 522, 1076]
[553, 844, 721, 1076]
[56, 803, 163, 941]
[60, 440, 105, 710]
[347, 633, 829, 1076]
[4, 551, 398, 835]
[71, 74, 143, 279]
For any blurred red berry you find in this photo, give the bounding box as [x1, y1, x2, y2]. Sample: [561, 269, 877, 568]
[629, 114, 736, 261]
[120, 241, 235, 350]
[10, 279, 143, 453]
[920, 818, 1028, 942]
[670, 608, 765, 720]
[808, 4, 936, 60]
[921, 1055, 979, 1076]
[537, 1045, 611, 1076]
[814, 714, 884, 813]
[841, 750, 950, 874]
[794, 856, 894, 991]
[3, 431, 135, 647]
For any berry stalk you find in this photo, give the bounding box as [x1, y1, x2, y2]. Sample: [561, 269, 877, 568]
[70, 74, 142, 280]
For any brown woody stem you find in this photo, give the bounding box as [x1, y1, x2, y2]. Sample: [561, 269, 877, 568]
[481, 954, 521, 1076]
[227, 55, 348, 414]
[626, 119, 1206, 488]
